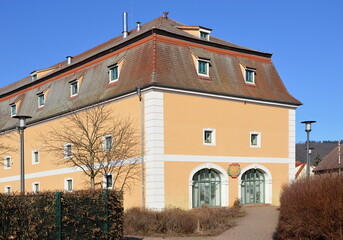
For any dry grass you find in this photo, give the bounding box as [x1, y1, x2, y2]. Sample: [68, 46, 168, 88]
[275, 175, 343, 240]
[124, 204, 243, 237]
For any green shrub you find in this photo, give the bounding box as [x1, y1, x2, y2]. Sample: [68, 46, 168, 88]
[276, 175, 343, 240]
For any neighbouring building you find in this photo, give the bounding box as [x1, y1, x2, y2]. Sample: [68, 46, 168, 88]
[0, 13, 301, 209]
[314, 143, 343, 174]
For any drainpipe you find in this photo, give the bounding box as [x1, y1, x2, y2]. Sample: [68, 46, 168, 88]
[137, 87, 145, 209]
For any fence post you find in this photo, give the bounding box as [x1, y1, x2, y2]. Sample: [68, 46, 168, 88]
[103, 189, 109, 239]
[55, 192, 62, 240]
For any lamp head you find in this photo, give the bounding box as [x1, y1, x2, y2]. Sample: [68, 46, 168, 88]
[301, 120, 316, 132]
[13, 115, 32, 130]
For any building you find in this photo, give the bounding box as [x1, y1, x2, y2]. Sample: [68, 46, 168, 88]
[314, 143, 343, 174]
[0, 13, 301, 209]
[295, 161, 315, 179]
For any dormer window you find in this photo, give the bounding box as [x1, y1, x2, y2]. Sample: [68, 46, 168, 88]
[200, 31, 209, 40]
[10, 104, 16, 117]
[70, 80, 78, 97]
[37, 92, 45, 107]
[32, 73, 38, 81]
[197, 58, 210, 77]
[245, 68, 256, 84]
[109, 65, 119, 83]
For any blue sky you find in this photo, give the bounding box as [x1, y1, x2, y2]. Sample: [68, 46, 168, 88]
[0, 0, 342, 142]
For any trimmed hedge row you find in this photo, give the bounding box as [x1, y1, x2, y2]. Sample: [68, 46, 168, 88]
[0, 190, 123, 240]
[276, 175, 343, 240]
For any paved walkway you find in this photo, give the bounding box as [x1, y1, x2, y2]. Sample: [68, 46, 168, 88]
[125, 205, 279, 240]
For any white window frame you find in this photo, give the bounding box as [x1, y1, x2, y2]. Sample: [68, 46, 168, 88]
[4, 156, 11, 169]
[64, 178, 73, 192]
[102, 134, 113, 152]
[245, 68, 256, 84]
[250, 132, 261, 148]
[203, 128, 216, 146]
[10, 103, 17, 117]
[64, 143, 73, 158]
[32, 150, 40, 165]
[197, 58, 210, 77]
[37, 92, 45, 108]
[199, 28, 211, 40]
[108, 65, 119, 83]
[70, 80, 79, 97]
[32, 182, 40, 193]
[4, 185, 11, 194]
[103, 174, 113, 189]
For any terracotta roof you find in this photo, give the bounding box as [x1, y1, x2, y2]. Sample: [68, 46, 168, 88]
[0, 15, 301, 132]
[314, 145, 343, 173]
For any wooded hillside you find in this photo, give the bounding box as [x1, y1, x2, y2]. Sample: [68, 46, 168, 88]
[296, 141, 339, 164]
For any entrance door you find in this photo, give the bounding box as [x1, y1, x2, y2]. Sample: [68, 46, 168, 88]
[241, 169, 265, 204]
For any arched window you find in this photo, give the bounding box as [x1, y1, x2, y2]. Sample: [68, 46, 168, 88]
[192, 169, 221, 208]
[241, 169, 265, 204]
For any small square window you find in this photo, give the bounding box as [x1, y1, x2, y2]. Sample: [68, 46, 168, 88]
[250, 132, 261, 148]
[105, 174, 113, 189]
[245, 68, 255, 83]
[64, 143, 73, 158]
[5, 186, 11, 194]
[70, 80, 78, 97]
[103, 135, 113, 152]
[109, 65, 119, 82]
[4, 156, 11, 169]
[37, 93, 45, 107]
[32, 182, 40, 193]
[200, 31, 209, 40]
[65, 178, 73, 192]
[32, 150, 39, 164]
[10, 104, 17, 117]
[203, 128, 216, 146]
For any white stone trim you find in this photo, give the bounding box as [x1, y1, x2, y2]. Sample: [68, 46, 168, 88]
[238, 164, 272, 204]
[188, 163, 229, 209]
[144, 90, 165, 210]
[289, 109, 296, 182]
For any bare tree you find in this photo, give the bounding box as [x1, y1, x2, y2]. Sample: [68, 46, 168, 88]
[42, 105, 141, 190]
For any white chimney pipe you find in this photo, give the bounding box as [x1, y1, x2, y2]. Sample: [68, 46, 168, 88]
[66, 56, 73, 65]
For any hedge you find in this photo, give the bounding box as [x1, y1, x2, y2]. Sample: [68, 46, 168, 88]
[0, 190, 123, 240]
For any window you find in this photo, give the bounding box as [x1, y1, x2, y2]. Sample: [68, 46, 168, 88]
[32, 182, 40, 193]
[70, 80, 78, 97]
[105, 174, 113, 189]
[250, 132, 261, 148]
[32, 73, 38, 81]
[197, 60, 209, 76]
[37, 92, 45, 107]
[65, 178, 73, 192]
[4, 156, 11, 169]
[32, 150, 39, 164]
[64, 143, 72, 158]
[203, 128, 216, 146]
[245, 68, 256, 84]
[109, 65, 119, 83]
[10, 104, 16, 117]
[5, 186, 11, 194]
[192, 169, 221, 208]
[103, 135, 113, 152]
[200, 31, 209, 40]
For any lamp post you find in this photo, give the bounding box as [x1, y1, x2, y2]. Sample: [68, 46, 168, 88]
[13, 115, 31, 193]
[301, 121, 316, 179]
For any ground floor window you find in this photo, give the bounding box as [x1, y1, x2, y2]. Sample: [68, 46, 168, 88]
[241, 169, 265, 204]
[192, 169, 221, 208]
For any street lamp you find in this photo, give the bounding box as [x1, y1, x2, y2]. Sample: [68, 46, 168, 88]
[13, 115, 32, 193]
[301, 121, 316, 179]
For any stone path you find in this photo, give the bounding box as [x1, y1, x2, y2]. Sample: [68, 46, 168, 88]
[126, 205, 279, 240]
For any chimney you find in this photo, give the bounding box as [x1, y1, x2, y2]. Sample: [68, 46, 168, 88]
[136, 22, 141, 31]
[123, 12, 129, 38]
[66, 56, 73, 65]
